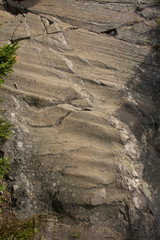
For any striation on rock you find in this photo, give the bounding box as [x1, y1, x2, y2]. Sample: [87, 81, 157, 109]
[0, 0, 160, 239]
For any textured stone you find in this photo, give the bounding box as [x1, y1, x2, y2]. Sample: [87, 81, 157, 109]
[0, 0, 160, 239]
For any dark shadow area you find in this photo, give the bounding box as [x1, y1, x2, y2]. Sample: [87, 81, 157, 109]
[2, 0, 40, 15]
[19, 0, 40, 8]
[115, 2, 160, 240]
[101, 28, 117, 37]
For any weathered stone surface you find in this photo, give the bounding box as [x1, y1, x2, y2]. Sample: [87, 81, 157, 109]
[0, 0, 160, 239]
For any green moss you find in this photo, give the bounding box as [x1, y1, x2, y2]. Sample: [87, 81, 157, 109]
[71, 230, 81, 239]
[0, 215, 46, 240]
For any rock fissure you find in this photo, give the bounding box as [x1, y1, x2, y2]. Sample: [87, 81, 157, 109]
[10, 14, 23, 42]
[10, 36, 31, 43]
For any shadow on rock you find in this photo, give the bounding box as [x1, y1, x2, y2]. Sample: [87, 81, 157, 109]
[2, 0, 40, 14]
[114, 5, 160, 240]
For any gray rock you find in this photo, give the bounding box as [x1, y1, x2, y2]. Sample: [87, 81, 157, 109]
[0, 0, 160, 239]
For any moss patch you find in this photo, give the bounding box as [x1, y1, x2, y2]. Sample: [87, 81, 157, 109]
[0, 192, 46, 240]
[0, 214, 46, 240]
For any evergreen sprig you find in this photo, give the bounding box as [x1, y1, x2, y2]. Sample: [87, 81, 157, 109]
[0, 42, 19, 85]
[0, 42, 19, 208]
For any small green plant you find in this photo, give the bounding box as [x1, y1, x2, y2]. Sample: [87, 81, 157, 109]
[0, 157, 10, 214]
[0, 42, 19, 143]
[0, 43, 19, 152]
[0, 42, 19, 86]
[0, 41, 19, 216]
[72, 230, 81, 239]
[0, 157, 10, 180]
[0, 119, 13, 145]
[0, 41, 19, 146]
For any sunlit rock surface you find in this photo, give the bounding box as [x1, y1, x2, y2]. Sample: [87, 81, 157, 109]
[0, 0, 160, 239]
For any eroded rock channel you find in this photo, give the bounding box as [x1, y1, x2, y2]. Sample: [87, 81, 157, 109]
[0, 0, 160, 239]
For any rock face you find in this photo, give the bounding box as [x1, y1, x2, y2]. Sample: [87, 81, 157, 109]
[0, 0, 160, 239]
